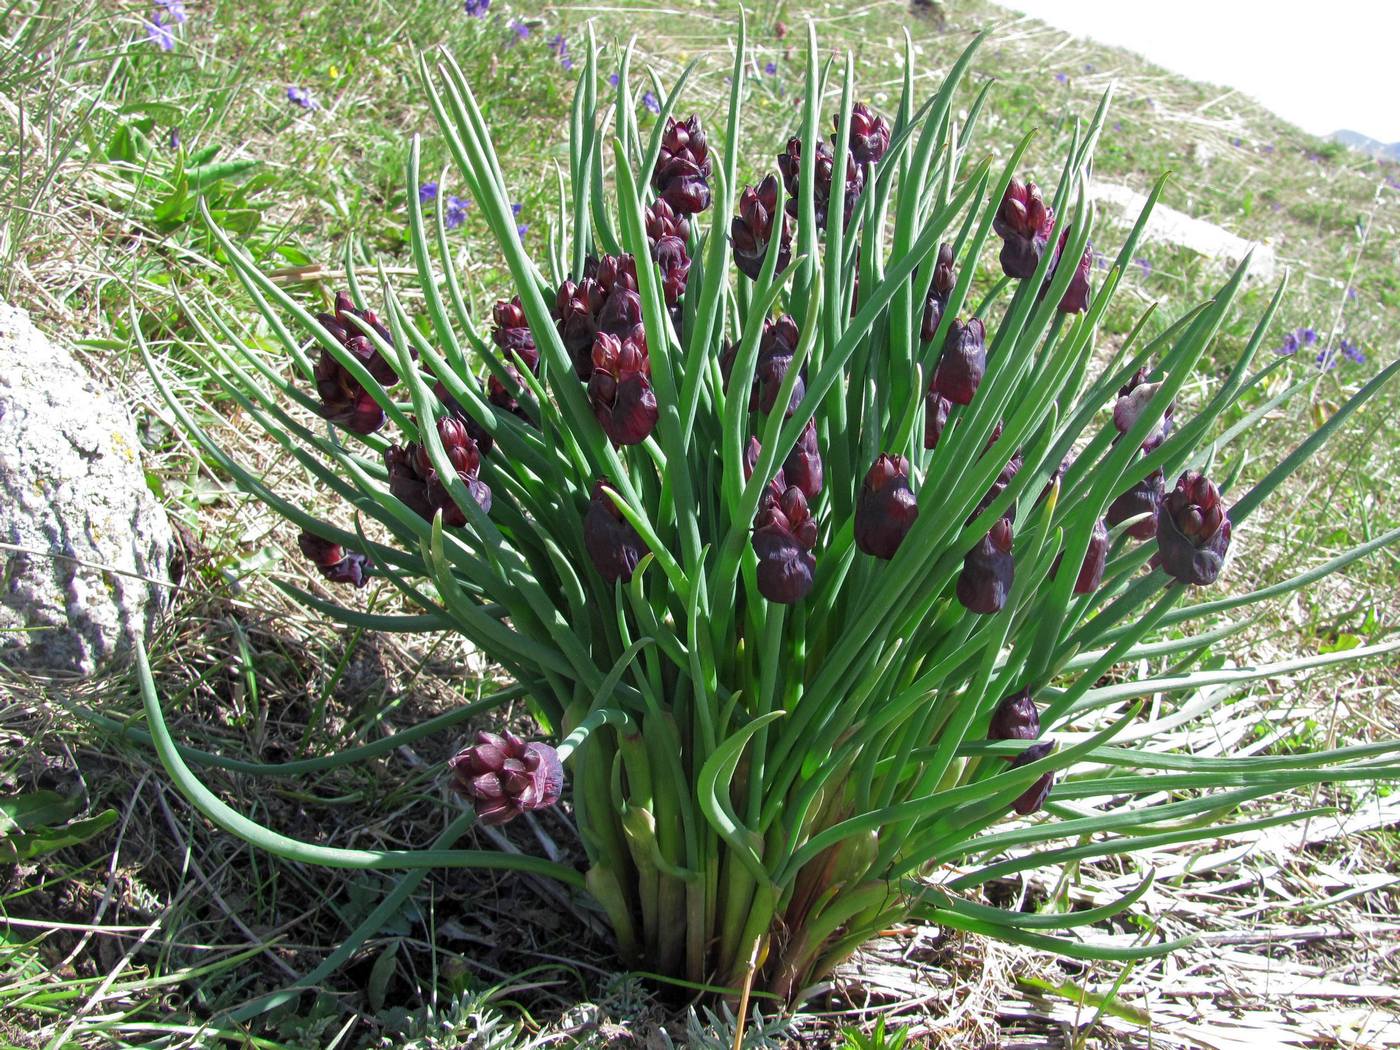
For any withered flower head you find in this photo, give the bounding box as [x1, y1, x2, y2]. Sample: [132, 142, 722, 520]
[993, 178, 1055, 280]
[448, 731, 564, 826]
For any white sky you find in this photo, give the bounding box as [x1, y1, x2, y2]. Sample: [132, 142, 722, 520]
[1004, 0, 1400, 144]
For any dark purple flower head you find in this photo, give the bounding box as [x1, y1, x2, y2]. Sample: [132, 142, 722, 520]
[588, 331, 658, 445]
[386, 416, 492, 526]
[297, 530, 371, 587]
[932, 317, 986, 405]
[1113, 368, 1174, 454]
[311, 292, 406, 435]
[490, 297, 540, 373]
[993, 178, 1054, 279]
[433, 380, 496, 456]
[646, 198, 691, 246]
[776, 135, 864, 232]
[554, 255, 641, 379]
[651, 234, 691, 305]
[1340, 338, 1365, 364]
[584, 480, 648, 583]
[957, 516, 1015, 614]
[753, 314, 805, 416]
[782, 419, 823, 500]
[1106, 468, 1164, 541]
[507, 18, 529, 41]
[419, 182, 439, 204]
[971, 441, 1023, 523]
[653, 115, 712, 214]
[844, 102, 891, 166]
[731, 174, 793, 280]
[921, 242, 957, 343]
[764, 61, 778, 75]
[1043, 228, 1092, 313]
[855, 453, 919, 560]
[752, 485, 818, 604]
[1008, 741, 1055, 815]
[1074, 517, 1110, 594]
[1156, 471, 1231, 586]
[989, 689, 1040, 741]
[924, 388, 953, 450]
[449, 731, 563, 826]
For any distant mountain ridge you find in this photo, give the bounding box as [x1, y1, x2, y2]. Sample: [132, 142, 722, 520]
[1332, 129, 1400, 161]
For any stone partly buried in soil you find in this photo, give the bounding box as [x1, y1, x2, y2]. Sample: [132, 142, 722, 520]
[0, 303, 177, 675]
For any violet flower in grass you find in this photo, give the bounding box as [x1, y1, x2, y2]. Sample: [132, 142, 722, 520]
[777, 135, 864, 232]
[297, 530, 371, 588]
[921, 242, 957, 343]
[588, 331, 658, 446]
[286, 86, 316, 110]
[584, 480, 648, 583]
[653, 116, 712, 215]
[843, 102, 891, 166]
[311, 291, 406, 435]
[444, 195, 470, 230]
[463, 0, 490, 15]
[855, 454, 919, 560]
[146, 15, 175, 51]
[957, 516, 1014, 615]
[932, 317, 986, 405]
[386, 416, 492, 527]
[731, 174, 793, 281]
[155, 0, 186, 23]
[418, 182, 439, 204]
[1106, 468, 1164, 541]
[449, 731, 563, 826]
[752, 485, 818, 604]
[781, 419, 823, 500]
[1156, 470, 1231, 586]
[642, 91, 660, 115]
[993, 177, 1054, 279]
[764, 61, 778, 75]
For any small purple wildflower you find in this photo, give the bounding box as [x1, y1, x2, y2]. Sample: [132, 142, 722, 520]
[1386, 175, 1400, 191]
[168, 128, 181, 150]
[1231, 136, 1243, 147]
[464, 0, 490, 15]
[286, 86, 316, 110]
[146, 15, 175, 51]
[1315, 346, 1338, 371]
[445, 196, 470, 229]
[608, 73, 620, 86]
[1300, 327, 1317, 346]
[765, 61, 778, 75]
[507, 18, 529, 42]
[1092, 249, 1110, 271]
[1346, 286, 1358, 302]
[1134, 257, 1152, 278]
[511, 202, 523, 217]
[1263, 143, 1275, 154]
[1112, 120, 1123, 132]
[562, 57, 575, 71]
[517, 223, 528, 240]
[642, 91, 660, 115]
[1340, 339, 1365, 364]
[419, 182, 439, 205]
[1277, 331, 1300, 356]
[548, 33, 567, 56]
[1083, 62, 1095, 73]
[155, 0, 187, 23]
[1055, 72, 1069, 84]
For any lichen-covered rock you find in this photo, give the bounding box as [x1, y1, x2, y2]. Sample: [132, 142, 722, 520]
[0, 304, 176, 674]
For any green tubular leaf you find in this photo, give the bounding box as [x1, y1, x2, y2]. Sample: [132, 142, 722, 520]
[135, 636, 585, 885]
[917, 905, 1193, 962]
[920, 870, 1156, 931]
[697, 710, 786, 886]
[273, 580, 453, 632]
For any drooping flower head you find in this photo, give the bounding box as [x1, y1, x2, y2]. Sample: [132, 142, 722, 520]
[776, 136, 864, 231]
[1156, 471, 1232, 586]
[587, 331, 658, 446]
[933, 317, 987, 405]
[843, 102, 891, 166]
[1106, 468, 1165, 541]
[646, 202, 692, 305]
[490, 297, 540, 373]
[385, 416, 492, 526]
[449, 731, 563, 826]
[1073, 518, 1110, 594]
[957, 516, 1014, 614]
[731, 174, 793, 280]
[584, 480, 649, 583]
[1008, 741, 1055, 815]
[993, 177, 1054, 279]
[311, 292, 406, 435]
[752, 484, 818, 604]
[855, 453, 919, 560]
[297, 530, 371, 588]
[924, 388, 953, 450]
[921, 242, 957, 342]
[989, 688, 1040, 741]
[781, 419, 824, 500]
[1044, 227, 1092, 313]
[653, 115, 712, 214]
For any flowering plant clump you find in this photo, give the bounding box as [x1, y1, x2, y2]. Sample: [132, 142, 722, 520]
[137, 25, 1400, 1009]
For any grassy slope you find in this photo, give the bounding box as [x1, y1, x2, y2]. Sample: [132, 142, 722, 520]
[2, 0, 1397, 1046]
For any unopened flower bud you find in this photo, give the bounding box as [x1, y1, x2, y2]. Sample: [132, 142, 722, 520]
[854, 454, 919, 560]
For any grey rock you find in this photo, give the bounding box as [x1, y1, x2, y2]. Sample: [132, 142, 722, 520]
[0, 303, 176, 675]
